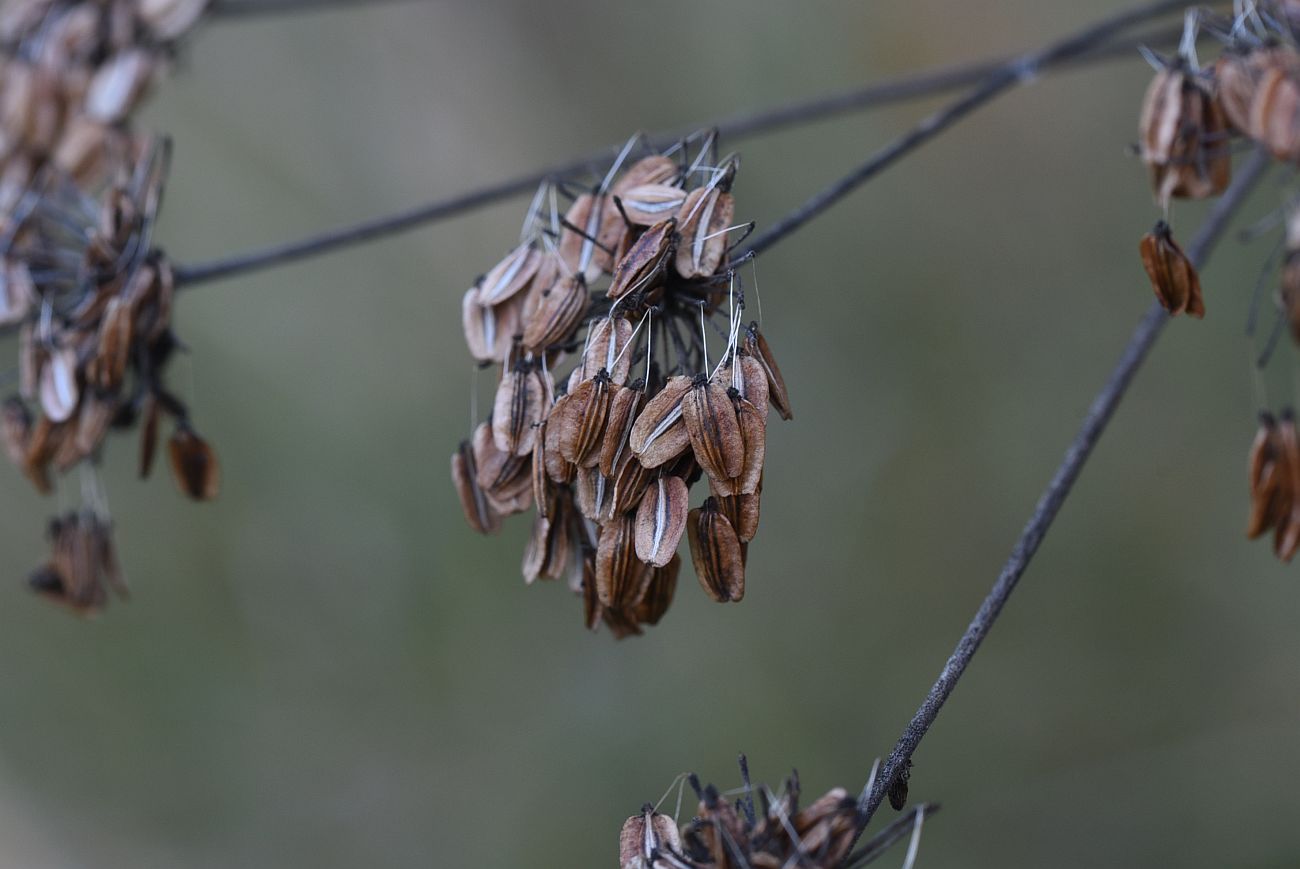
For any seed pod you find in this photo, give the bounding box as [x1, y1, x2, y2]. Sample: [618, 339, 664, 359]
[742, 326, 792, 420]
[531, 420, 554, 518]
[676, 186, 736, 279]
[491, 363, 546, 456]
[37, 345, 79, 424]
[629, 375, 693, 468]
[1215, 47, 1300, 133]
[728, 353, 770, 418]
[688, 498, 745, 603]
[542, 404, 578, 484]
[522, 274, 587, 353]
[613, 155, 678, 194]
[1139, 221, 1204, 318]
[479, 241, 541, 306]
[1, 396, 30, 467]
[462, 284, 520, 363]
[1247, 412, 1289, 539]
[1276, 412, 1300, 561]
[522, 514, 552, 584]
[168, 423, 220, 501]
[608, 218, 675, 301]
[682, 376, 744, 484]
[23, 415, 67, 494]
[1250, 62, 1300, 162]
[452, 438, 501, 534]
[581, 317, 634, 384]
[74, 393, 116, 455]
[710, 483, 761, 544]
[139, 393, 160, 479]
[728, 395, 766, 497]
[471, 421, 532, 514]
[596, 513, 652, 609]
[634, 554, 679, 627]
[634, 475, 688, 567]
[617, 183, 688, 226]
[620, 805, 685, 868]
[85, 49, 155, 123]
[560, 194, 624, 281]
[91, 296, 133, 391]
[600, 384, 645, 478]
[607, 448, 654, 520]
[558, 370, 613, 467]
[1137, 63, 1229, 203]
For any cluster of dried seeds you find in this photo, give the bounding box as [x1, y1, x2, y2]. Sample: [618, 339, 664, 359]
[619, 772, 859, 869]
[453, 134, 791, 636]
[0, 0, 211, 613]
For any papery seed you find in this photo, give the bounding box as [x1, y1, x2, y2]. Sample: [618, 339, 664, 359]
[608, 218, 675, 301]
[168, 423, 220, 501]
[523, 274, 588, 353]
[480, 241, 541, 306]
[634, 474, 688, 567]
[688, 498, 745, 603]
[39, 346, 79, 423]
[452, 439, 501, 534]
[1140, 221, 1204, 318]
[634, 554, 679, 627]
[582, 317, 634, 384]
[491, 364, 545, 456]
[675, 188, 735, 279]
[629, 375, 692, 468]
[596, 513, 651, 609]
[617, 183, 688, 226]
[743, 326, 792, 420]
[682, 377, 744, 483]
[600, 383, 645, 478]
[613, 156, 678, 194]
[86, 50, 154, 123]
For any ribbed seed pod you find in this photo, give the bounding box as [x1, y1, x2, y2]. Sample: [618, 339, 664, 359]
[629, 375, 693, 468]
[634, 474, 689, 567]
[688, 498, 745, 603]
[1140, 221, 1204, 318]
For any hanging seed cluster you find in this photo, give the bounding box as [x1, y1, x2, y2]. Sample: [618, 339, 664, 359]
[1130, 7, 1300, 564]
[453, 136, 791, 637]
[0, 1, 211, 613]
[619, 772, 857, 869]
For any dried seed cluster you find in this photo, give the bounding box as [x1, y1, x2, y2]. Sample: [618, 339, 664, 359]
[619, 772, 857, 869]
[452, 135, 792, 637]
[1130, 9, 1300, 564]
[0, 1, 211, 613]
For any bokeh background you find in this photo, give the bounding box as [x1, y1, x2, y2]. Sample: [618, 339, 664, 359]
[0, 1, 1297, 866]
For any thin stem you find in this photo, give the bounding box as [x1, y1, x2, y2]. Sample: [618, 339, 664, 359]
[207, 0, 427, 17]
[737, 0, 1193, 260]
[843, 804, 939, 869]
[845, 146, 1271, 858]
[172, 13, 1187, 288]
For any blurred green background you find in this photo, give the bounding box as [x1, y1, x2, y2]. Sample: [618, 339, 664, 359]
[0, 1, 1297, 866]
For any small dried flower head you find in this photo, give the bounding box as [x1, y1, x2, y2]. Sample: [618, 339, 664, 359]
[449, 133, 792, 636]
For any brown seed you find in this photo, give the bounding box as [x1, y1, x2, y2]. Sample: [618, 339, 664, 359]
[616, 183, 688, 226]
[451, 438, 501, 534]
[91, 296, 133, 391]
[742, 326, 792, 421]
[620, 805, 684, 868]
[1138, 64, 1229, 204]
[522, 274, 588, 353]
[613, 155, 679, 194]
[634, 554, 679, 627]
[1276, 413, 1300, 561]
[607, 218, 675, 302]
[462, 284, 521, 364]
[682, 376, 744, 484]
[85, 49, 155, 123]
[491, 364, 546, 456]
[629, 375, 693, 468]
[559, 371, 613, 468]
[560, 194, 624, 281]
[688, 498, 745, 603]
[581, 317, 635, 384]
[1214, 47, 1299, 134]
[729, 396, 766, 497]
[542, 403, 578, 484]
[472, 421, 532, 514]
[1250, 63, 1300, 163]
[710, 483, 762, 544]
[1247, 412, 1288, 540]
[168, 423, 220, 501]
[607, 448, 654, 519]
[531, 420, 554, 518]
[74, 393, 116, 455]
[1139, 221, 1204, 319]
[23, 415, 67, 494]
[479, 241, 542, 306]
[596, 513, 651, 609]
[634, 474, 688, 567]
[600, 384, 645, 476]
[728, 353, 770, 419]
[676, 187, 736, 279]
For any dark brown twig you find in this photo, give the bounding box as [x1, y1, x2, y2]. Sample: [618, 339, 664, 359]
[171, 11, 1188, 288]
[844, 146, 1271, 859]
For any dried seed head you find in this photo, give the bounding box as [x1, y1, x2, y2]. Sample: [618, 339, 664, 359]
[167, 422, 220, 501]
[688, 497, 745, 603]
[1139, 221, 1204, 318]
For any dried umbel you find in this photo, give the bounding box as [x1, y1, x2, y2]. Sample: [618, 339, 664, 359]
[28, 509, 126, 614]
[451, 133, 792, 636]
[619, 771, 864, 869]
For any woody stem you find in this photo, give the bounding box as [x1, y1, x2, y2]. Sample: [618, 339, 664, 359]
[171, 9, 1191, 288]
[844, 146, 1271, 859]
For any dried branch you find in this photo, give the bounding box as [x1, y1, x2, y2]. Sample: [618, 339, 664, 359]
[171, 9, 1189, 288]
[207, 0, 428, 17]
[844, 146, 1272, 859]
[843, 804, 939, 868]
[736, 0, 1194, 259]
